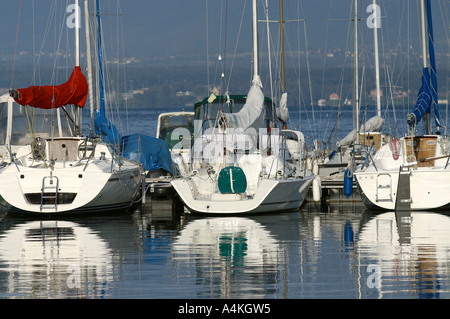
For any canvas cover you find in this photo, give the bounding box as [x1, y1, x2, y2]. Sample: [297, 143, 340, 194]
[120, 133, 173, 174]
[338, 115, 385, 147]
[94, 111, 121, 146]
[224, 83, 265, 131]
[218, 166, 247, 194]
[277, 92, 289, 123]
[13, 66, 88, 109]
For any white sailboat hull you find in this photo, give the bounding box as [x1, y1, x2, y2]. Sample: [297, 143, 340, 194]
[0, 140, 142, 214]
[0, 165, 141, 214]
[172, 176, 313, 214]
[354, 135, 450, 211]
[356, 168, 450, 210]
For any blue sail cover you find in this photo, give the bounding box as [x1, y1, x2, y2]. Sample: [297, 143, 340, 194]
[94, 111, 173, 174]
[408, 67, 433, 126]
[120, 133, 173, 174]
[94, 111, 120, 146]
[94, 114, 173, 173]
[407, 0, 440, 129]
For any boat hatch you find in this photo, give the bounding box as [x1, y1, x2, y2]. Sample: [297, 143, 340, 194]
[47, 139, 80, 162]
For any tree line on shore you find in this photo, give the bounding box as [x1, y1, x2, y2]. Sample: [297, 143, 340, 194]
[1, 62, 447, 110]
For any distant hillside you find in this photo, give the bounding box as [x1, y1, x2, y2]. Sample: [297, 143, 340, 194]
[83, 64, 449, 110]
[0, 1, 447, 110]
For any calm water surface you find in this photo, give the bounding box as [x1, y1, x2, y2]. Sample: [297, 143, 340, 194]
[0, 201, 449, 299]
[0, 106, 447, 299]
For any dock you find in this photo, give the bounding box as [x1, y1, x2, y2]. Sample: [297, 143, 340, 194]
[144, 176, 175, 198]
[315, 179, 361, 203]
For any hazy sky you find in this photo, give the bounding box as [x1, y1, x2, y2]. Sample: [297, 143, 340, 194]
[0, 0, 447, 66]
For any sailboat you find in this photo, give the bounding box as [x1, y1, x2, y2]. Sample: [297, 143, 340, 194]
[315, 0, 384, 201]
[170, 0, 314, 214]
[354, 0, 449, 211]
[0, 0, 143, 214]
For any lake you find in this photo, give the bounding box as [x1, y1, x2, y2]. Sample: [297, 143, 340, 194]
[0, 105, 448, 301]
[0, 200, 450, 300]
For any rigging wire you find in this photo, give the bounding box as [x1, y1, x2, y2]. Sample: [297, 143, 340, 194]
[323, 1, 354, 149]
[436, 0, 449, 134]
[225, 0, 248, 94]
[10, 0, 23, 90]
[206, 0, 210, 96]
[222, 0, 228, 96]
[264, 0, 274, 107]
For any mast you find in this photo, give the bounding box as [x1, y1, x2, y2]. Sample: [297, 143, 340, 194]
[264, 0, 274, 102]
[420, 0, 428, 71]
[353, 0, 360, 136]
[75, 0, 81, 135]
[252, 0, 261, 86]
[75, 0, 80, 66]
[279, 0, 285, 93]
[420, 0, 431, 133]
[372, 0, 381, 117]
[84, 0, 95, 135]
[74, 0, 80, 67]
[96, 0, 105, 116]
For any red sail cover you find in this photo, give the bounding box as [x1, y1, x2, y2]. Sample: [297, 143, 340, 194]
[14, 66, 88, 109]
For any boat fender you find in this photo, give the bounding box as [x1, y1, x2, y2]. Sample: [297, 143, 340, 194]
[306, 157, 312, 171]
[328, 150, 336, 160]
[389, 136, 400, 160]
[313, 161, 319, 175]
[312, 176, 322, 202]
[344, 168, 353, 198]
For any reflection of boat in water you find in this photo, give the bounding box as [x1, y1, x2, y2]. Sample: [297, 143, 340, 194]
[172, 217, 280, 298]
[357, 211, 450, 298]
[0, 220, 113, 298]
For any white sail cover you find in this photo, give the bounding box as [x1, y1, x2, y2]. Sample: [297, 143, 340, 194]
[225, 82, 265, 131]
[337, 115, 384, 147]
[276, 92, 289, 122]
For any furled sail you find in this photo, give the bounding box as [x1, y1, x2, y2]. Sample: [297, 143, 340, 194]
[224, 82, 265, 131]
[277, 92, 289, 123]
[11, 66, 88, 109]
[94, 112, 121, 146]
[407, 0, 440, 129]
[337, 115, 384, 147]
[407, 68, 434, 127]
